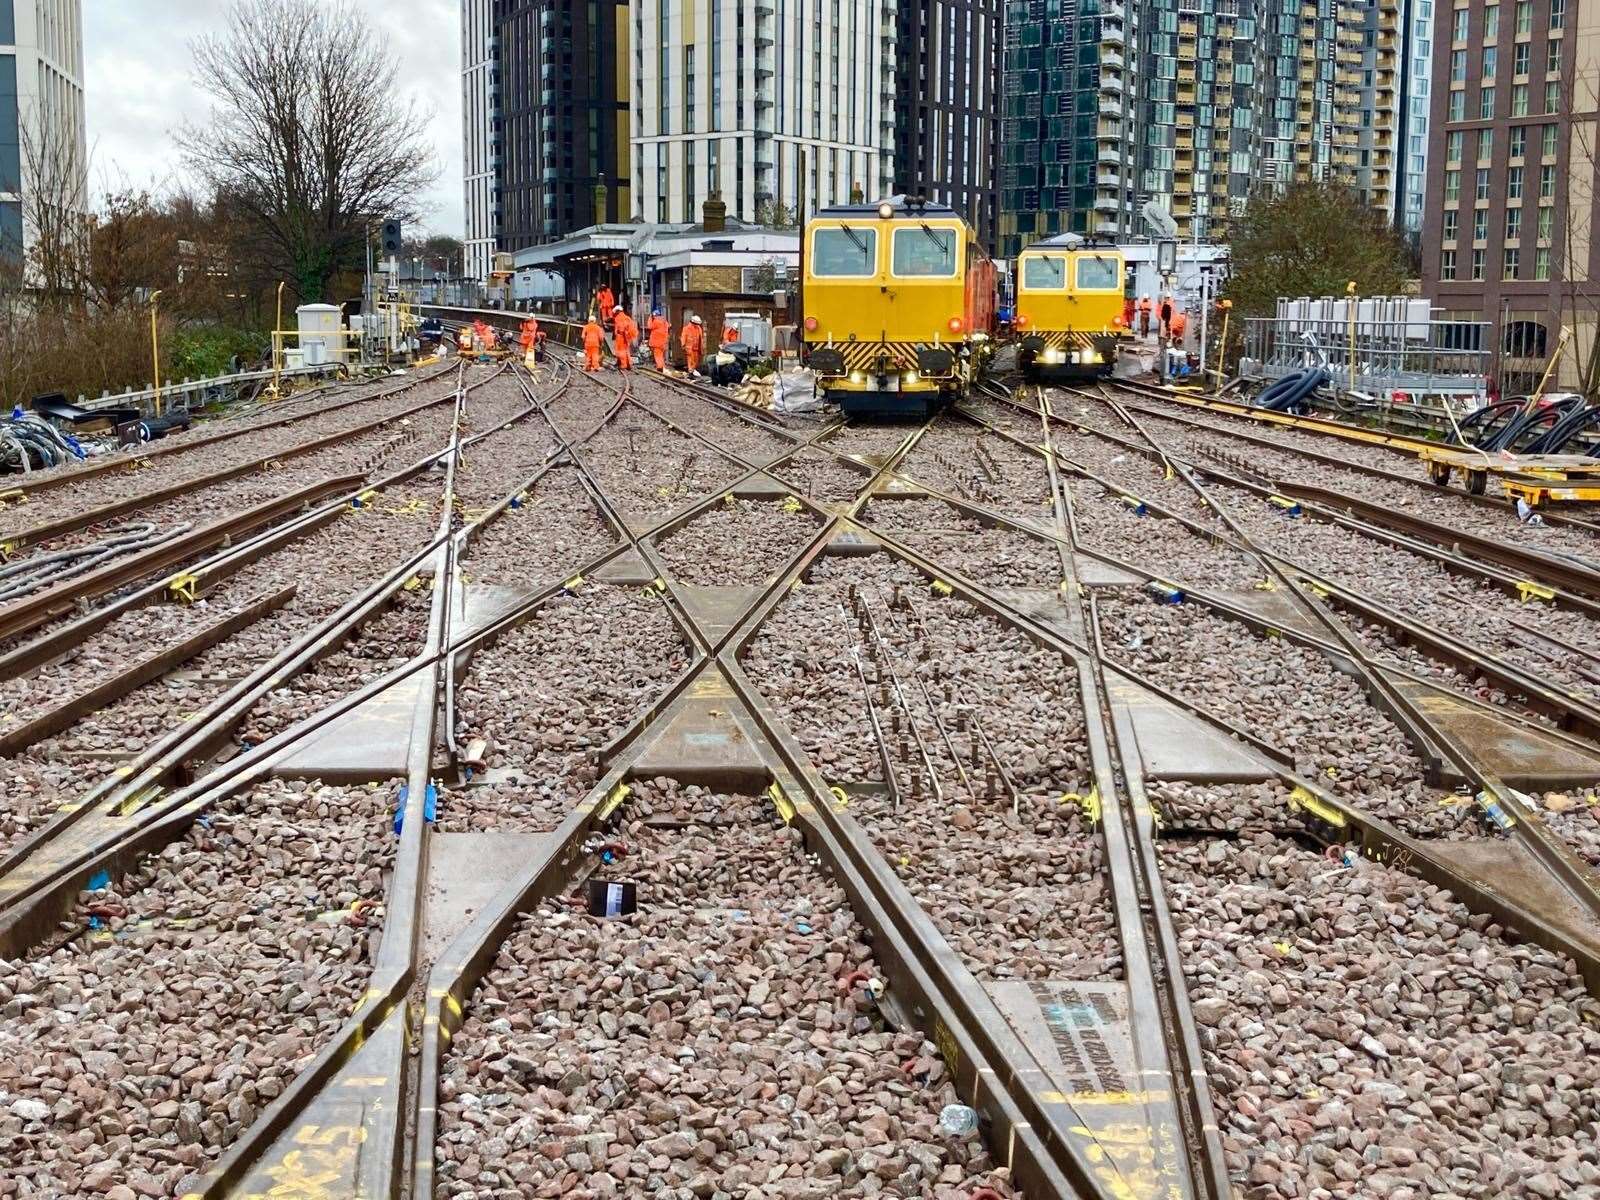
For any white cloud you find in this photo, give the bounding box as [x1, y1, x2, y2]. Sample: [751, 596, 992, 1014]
[84, 0, 463, 236]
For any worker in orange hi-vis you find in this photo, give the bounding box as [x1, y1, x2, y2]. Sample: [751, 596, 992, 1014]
[722, 323, 740, 346]
[582, 314, 605, 371]
[519, 316, 540, 367]
[681, 315, 705, 375]
[597, 284, 615, 324]
[647, 309, 670, 370]
[1137, 294, 1153, 338]
[1170, 309, 1188, 347]
[611, 304, 639, 371]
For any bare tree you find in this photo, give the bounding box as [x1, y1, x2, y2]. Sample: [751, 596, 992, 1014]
[19, 112, 89, 309]
[178, 0, 438, 302]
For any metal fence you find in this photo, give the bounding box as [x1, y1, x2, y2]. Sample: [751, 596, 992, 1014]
[1242, 314, 1492, 400]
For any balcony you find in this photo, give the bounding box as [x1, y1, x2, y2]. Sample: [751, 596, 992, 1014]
[1102, 19, 1125, 46]
[1100, 72, 1125, 94]
[1099, 166, 1123, 187]
[1094, 192, 1122, 213]
[1098, 147, 1123, 165]
[1102, 50, 1125, 71]
[1100, 94, 1124, 116]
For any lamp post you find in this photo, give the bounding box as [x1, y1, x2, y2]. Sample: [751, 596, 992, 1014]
[272, 280, 286, 399]
[149, 291, 164, 416]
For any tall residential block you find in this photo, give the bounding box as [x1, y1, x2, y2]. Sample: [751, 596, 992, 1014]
[497, 1, 629, 250]
[629, 0, 898, 226]
[1421, 0, 1588, 390]
[1000, 0, 1423, 257]
[892, 1, 1003, 247]
[461, 1, 631, 276]
[462, 0, 498, 280]
[0, 0, 86, 264]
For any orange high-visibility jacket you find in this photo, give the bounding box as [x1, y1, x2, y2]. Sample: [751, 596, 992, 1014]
[582, 320, 604, 348]
[681, 324, 704, 355]
[722, 326, 739, 344]
[647, 316, 670, 348]
[613, 312, 639, 345]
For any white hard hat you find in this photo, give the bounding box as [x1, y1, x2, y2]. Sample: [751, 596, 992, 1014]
[691, 315, 702, 325]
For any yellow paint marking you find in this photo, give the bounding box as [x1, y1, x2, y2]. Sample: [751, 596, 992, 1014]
[1288, 785, 1347, 828]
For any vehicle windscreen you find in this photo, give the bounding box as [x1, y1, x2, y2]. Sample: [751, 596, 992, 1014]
[812, 227, 877, 276]
[892, 227, 959, 277]
[1023, 255, 1068, 289]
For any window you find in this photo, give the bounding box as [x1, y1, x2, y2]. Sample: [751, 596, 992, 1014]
[1546, 81, 1561, 112]
[891, 227, 958, 277]
[1452, 6, 1468, 39]
[1449, 90, 1466, 121]
[0, 54, 15, 193]
[1023, 255, 1067, 289]
[1450, 49, 1468, 81]
[1512, 84, 1529, 115]
[1535, 247, 1550, 279]
[1471, 248, 1486, 279]
[1547, 40, 1562, 75]
[1478, 127, 1493, 160]
[1483, 47, 1497, 78]
[1480, 86, 1496, 119]
[1445, 169, 1461, 202]
[0, 200, 18, 265]
[1484, 3, 1499, 38]
[0, 0, 13, 42]
[1076, 255, 1121, 290]
[1551, 0, 1565, 29]
[1447, 130, 1464, 161]
[1541, 164, 1556, 197]
[1538, 204, 1554, 241]
[1503, 247, 1519, 279]
[1444, 209, 1459, 240]
[1441, 249, 1457, 280]
[1543, 124, 1558, 158]
[811, 226, 878, 276]
[1477, 167, 1491, 200]
[1509, 165, 1524, 198]
[1506, 207, 1522, 240]
[1510, 126, 1527, 158]
[1516, 0, 1533, 35]
[1513, 43, 1529, 75]
[1473, 208, 1488, 241]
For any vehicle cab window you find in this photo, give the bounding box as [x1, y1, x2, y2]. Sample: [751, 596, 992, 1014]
[1076, 255, 1120, 290]
[1022, 255, 1068, 289]
[811, 227, 877, 276]
[892, 227, 958, 277]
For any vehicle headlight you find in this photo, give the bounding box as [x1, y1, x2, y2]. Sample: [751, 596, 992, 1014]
[904, 371, 920, 385]
[849, 371, 866, 384]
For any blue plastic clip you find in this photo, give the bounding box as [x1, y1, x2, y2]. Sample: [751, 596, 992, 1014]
[510, 494, 523, 510]
[393, 784, 408, 834]
[424, 783, 438, 824]
[1144, 582, 1185, 605]
[88, 870, 110, 891]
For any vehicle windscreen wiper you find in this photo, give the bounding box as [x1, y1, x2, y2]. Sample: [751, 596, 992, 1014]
[840, 224, 868, 254]
[919, 222, 950, 260]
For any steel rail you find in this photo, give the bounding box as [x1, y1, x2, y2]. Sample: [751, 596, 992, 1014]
[967, 384, 1600, 741]
[1101, 391, 1600, 966]
[0, 368, 560, 951]
[213, 365, 865, 1198]
[1094, 381, 1600, 570]
[2, 358, 460, 496]
[0, 364, 477, 557]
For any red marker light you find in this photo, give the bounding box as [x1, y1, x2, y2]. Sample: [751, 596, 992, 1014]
[803, 316, 819, 332]
[948, 316, 964, 334]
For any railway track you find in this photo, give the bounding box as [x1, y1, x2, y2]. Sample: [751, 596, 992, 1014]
[0, 364, 1597, 1200]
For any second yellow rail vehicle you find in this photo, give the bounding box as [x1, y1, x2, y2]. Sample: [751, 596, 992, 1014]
[1013, 235, 1126, 381]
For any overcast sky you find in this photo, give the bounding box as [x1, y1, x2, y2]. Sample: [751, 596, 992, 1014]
[84, 0, 465, 236]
